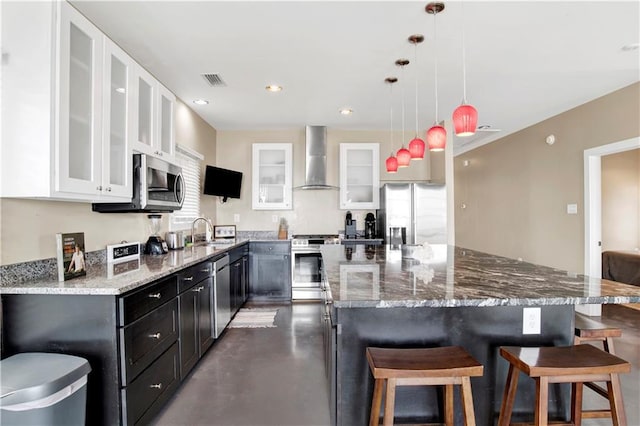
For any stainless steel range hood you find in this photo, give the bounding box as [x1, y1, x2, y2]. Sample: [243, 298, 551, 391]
[297, 125, 338, 190]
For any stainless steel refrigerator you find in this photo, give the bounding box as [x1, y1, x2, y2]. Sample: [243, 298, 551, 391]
[376, 183, 447, 244]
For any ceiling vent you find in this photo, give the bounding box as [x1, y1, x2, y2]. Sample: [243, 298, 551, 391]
[201, 73, 227, 87]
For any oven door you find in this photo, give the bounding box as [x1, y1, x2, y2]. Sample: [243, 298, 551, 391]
[291, 249, 323, 300]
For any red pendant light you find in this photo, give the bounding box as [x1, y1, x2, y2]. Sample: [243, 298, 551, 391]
[453, 1, 478, 137]
[396, 147, 411, 167]
[385, 77, 398, 173]
[453, 103, 478, 137]
[386, 154, 398, 173]
[427, 125, 446, 152]
[409, 137, 426, 158]
[408, 34, 425, 160]
[426, 2, 446, 152]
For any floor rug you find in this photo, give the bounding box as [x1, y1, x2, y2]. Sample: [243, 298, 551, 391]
[228, 308, 278, 328]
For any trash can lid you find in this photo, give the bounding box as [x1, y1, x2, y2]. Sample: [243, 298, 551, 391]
[0, 353, 91, 406]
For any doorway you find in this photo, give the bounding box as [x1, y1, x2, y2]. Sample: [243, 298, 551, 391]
[583, 137, 640, 315]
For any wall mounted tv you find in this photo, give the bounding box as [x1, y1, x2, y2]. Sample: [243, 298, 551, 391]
[203, 165, 243, 202]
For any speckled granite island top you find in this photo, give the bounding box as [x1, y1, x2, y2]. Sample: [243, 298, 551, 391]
[321, 244, 640, 308]
[0, 240, 254, 296]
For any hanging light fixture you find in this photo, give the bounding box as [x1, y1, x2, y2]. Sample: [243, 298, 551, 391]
[408, 34, 426, 160]
[385, 77, 399, 173]
[452, 1, 478, 137]
[426, 2, 446, 152]
[395, 59, 411, 167]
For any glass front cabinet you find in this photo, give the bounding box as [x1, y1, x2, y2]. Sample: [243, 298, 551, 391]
[252, 143, 293, 210]
[339, 143, 380, 210]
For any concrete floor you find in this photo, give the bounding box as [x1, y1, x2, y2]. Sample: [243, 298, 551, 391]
[152, 303, 639, 426]
[152, 302, 330, 426]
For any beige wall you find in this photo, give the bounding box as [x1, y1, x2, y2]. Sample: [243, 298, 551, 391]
[214, 129, 444, 235]
[455, 82, 640, 273]
[601, 149, 640, 251]
[0, 99, 216, 265]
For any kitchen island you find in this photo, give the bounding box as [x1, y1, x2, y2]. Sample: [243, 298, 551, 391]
[320, 244, 640, 426]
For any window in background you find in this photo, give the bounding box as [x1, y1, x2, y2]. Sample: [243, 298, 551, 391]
[171, 145, 204, 230]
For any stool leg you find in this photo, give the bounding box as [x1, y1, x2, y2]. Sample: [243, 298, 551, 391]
[444, 384, 454, 426]
[370, 379, 384, 426]
[607, 374, 627, 426]
[604, 336, 616, 355]
[460, 376, 477, 426]
[383, 378, 397, 426]
[534, 376, 549, 426]
[571, 382, 584, 426]
[498, 364, 519, 426]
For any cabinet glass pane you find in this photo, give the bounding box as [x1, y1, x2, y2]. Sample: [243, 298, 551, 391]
[138, 77, 152, 145]
[160, 95, 172, 154]
[68, 23, 92, 181]
[109, 55, 127, 186]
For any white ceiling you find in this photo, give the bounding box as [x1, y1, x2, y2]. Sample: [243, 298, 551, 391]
[71, 1, 640, 155]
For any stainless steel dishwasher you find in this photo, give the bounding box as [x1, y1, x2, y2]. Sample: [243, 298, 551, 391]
[213, 254, 231, 338]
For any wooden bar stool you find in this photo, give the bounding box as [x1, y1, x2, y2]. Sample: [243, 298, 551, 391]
[497, 345, 630, 426]
[366, 346, 484, 426]
[574, 313, 623, 421]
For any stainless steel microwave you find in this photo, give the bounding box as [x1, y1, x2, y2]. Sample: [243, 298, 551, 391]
[93, 154, 185, 213]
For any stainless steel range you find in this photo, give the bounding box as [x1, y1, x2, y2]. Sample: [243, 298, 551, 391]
[291, 234, 339, 300]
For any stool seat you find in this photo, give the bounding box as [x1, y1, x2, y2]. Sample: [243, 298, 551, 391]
[574, 313, 622, 341]
[498, 345, 630, 426]
[367, 346, 483, 426]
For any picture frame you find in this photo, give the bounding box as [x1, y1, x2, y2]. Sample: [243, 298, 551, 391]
[56, 232, 87, 281]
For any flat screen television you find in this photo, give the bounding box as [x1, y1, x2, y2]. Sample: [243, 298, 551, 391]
[203, 165, 243, 202]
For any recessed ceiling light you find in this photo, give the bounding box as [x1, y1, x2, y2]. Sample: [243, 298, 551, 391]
[339, 108, 353, 116]
[621, 43, 639, 52]
[193, 99, 209, 105]
[265, 85, 283, 92]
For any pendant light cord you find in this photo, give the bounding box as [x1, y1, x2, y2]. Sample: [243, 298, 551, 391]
[414, 43, 419, 136]
[434, 11, 439, 123]
[389, 82, 394, 153]
[461, 1, 467, 104]
[400, 65, 406, 145]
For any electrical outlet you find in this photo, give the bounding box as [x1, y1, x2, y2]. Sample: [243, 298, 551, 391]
[233, 214, 240, 223]
[522, 307, 541, 334]
[272, 215, 279, 223]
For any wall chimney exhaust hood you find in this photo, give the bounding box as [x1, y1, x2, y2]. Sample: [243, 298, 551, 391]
[296, 125, 338, 190]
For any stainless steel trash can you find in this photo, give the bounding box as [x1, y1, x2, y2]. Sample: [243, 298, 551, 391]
[0, 353, 91, 425]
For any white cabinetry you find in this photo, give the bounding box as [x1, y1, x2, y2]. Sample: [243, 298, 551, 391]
[132, 66, 176, 160]
[0, 1, 133, 201]
[252, 144, 292, 210]
[339, 143, 380, 210]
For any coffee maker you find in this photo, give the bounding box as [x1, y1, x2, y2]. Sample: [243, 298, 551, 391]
[345, 211, 357, 239]
[364, 213, 376, 239]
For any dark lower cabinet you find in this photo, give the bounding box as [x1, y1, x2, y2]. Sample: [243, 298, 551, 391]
[230, 243, 249, 315]
[178, 262, 215, 379]
[249, 241, 291, 300]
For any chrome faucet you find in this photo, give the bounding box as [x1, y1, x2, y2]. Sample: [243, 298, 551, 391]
[191, 217, 213, 245]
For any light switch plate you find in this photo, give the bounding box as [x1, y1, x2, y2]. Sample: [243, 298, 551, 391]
[567, 203, 578, 214]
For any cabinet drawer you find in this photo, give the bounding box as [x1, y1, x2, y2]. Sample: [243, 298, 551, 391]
[118, 276, 177, 325]
[250, 242, 290, 255]
[178, 262, 212, 293]
[120, 299, 178, 385]
[122, 342, 180, 426]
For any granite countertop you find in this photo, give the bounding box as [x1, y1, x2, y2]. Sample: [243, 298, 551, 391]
[0, 240, 252, 296]
[321, 244, 640, 308]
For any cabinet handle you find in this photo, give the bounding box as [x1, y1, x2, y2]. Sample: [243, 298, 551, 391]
[192, 286, 204, 292]
[148, 332, 162, 339]
[184, 276, 193, 281]
[148, 293, 162, 299]
[97, 185, 103, 191]
[106, 187, 112, 192]
[201, 268, 210, 273]
[149, 383, 163, 390]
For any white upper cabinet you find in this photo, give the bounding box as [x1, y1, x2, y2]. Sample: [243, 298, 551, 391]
[252, 144, 293, 210]
[339, 143, 380, 210]
[102, 39, 134, 198]
[1, 2, 133, 200]
[131, 66, 175, 160]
